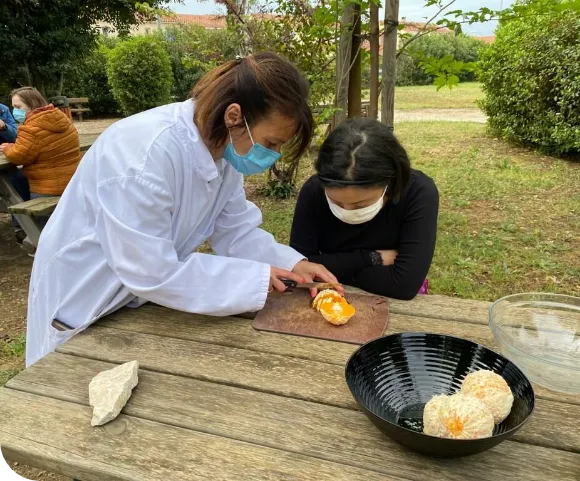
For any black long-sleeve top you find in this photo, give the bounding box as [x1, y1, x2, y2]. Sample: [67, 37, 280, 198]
[290, 170, 439, 300]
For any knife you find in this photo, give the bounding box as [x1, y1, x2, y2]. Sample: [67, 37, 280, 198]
[282, 279, 342, 290]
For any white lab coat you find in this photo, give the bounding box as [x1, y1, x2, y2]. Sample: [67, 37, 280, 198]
[26, 100, 304, 367]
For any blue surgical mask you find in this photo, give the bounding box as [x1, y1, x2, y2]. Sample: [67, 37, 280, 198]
[223, 118, 281, 175]
[12, 108, 26, 123]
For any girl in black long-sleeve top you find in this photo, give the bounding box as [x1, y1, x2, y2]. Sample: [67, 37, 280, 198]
[290, 118, 439, 300]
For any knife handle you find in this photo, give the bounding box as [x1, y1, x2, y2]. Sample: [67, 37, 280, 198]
[282, 279, 297, 289]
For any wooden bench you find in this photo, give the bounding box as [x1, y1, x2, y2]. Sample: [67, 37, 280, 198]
[0, 136, 95, 247]
[68, 97, 90, 122]
[8, 196, 60, 217]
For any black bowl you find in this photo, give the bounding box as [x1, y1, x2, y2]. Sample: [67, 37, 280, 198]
[345, 333, 535, 458]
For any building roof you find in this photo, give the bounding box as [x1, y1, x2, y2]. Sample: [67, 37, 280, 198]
[159, 13, 277, 29]
[474, 35, 496, 44]
[361, 22, 451, 54]
[399, 21, 451, 34]
[161, 14, 227, 29]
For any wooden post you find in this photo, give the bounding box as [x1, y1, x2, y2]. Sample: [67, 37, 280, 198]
[334, 4, 354, 128]
[347, 3, 362, 118]
[369, 1, 380, 120]
[381, 0, 400, 130]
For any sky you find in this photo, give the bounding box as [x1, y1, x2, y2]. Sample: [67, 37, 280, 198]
[169, 0, 513, 36]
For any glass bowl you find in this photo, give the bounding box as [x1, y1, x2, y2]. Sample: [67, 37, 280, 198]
[489, 293, 580, 394]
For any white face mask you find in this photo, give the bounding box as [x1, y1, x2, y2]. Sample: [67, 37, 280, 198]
[325, 186, 388, 225]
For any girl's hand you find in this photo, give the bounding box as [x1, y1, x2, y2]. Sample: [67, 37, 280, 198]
[292, 260, 343, 297]
[269, 267, 304, 294]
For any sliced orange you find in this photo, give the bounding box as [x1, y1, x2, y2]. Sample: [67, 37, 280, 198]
[312, 290, 356, 325]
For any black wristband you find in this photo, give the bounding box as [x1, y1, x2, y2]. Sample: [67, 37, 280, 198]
[369, 250, 383, 266]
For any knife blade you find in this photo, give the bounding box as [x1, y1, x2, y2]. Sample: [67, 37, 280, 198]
[282, 279, 341, 290]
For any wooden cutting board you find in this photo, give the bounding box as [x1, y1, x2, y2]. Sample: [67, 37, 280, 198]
[252, 289, 389, 345]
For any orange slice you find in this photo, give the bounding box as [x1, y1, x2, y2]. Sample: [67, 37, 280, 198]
[312, 289, 356, 325]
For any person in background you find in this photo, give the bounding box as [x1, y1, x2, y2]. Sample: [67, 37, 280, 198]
[0, 87, 81, 230]
[25, 53, 340, 367]
[0, 100, 30, 243]
[0, 101, 17, 143]
[290, 118, 439, 300]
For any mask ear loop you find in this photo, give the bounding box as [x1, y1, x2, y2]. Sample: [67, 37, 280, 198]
[227, 115, 254, 155]
[243, 117, 255, 146]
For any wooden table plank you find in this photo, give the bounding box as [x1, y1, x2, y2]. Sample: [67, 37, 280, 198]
[101, 304, 494, 366]
[0, 390, 405, 481]
[58, 324, 580, 419]
[383, 294, 491, 325]
[102, 306, 358, 365]
[100, 306, 580, 407]
[58, 325, 354, 409]
[8, 196, 59, 216]
[7, 353, 580, 480]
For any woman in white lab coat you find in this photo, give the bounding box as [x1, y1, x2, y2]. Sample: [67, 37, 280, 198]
[26, 52, 339, 366]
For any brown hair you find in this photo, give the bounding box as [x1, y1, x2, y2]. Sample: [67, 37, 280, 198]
[11, 87, 48, 111]
[192, 52, 314, 163]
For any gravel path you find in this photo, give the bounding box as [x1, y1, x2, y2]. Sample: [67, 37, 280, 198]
[73, 108, 486, 137]
[394, 108, 486, 123]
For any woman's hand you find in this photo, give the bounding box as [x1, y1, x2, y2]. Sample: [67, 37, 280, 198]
[292, 260, 343, 297]
[0, 144, 7, 153]
[269, 267, 304, 294]
[378, 250, 398, 266]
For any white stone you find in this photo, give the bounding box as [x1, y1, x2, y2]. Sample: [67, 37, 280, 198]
[89, 360, 139, 426]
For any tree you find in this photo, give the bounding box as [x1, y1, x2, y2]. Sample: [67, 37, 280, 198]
[368, 1, 380, 120]
[381, 0, 400, 129]
[0, 0, 176, 97]
[335, 4, 355, 127]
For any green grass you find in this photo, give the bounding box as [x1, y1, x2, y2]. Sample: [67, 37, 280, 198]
[0, 334, 26, 387]
[362, 82, 482, 110]
[245, 121, 580, 301]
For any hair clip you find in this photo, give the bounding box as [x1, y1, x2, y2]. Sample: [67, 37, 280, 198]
[235, 55, 244, 64]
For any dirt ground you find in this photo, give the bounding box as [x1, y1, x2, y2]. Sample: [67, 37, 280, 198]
[0, 216, 68, 480]
[0, 115, 109, 481]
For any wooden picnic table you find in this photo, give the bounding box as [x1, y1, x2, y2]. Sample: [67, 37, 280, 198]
[0, 134, 99, 244]
[0, 294, 579, 481]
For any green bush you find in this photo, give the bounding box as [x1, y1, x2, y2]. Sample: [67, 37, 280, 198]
[159, 26, 238, 101]
[107, 36, 173, 115]
[394, 53, 417, 87]
[479, 13, 580, 155]
[64, 39, 120, 116]
[396, 33, 485, 86]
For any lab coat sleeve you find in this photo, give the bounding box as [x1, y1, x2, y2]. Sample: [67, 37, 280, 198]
[95, 174, 271, 316]
[209, 179, 305, 271]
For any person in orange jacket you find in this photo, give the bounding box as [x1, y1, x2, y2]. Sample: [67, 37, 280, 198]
[0, 87, 81, 216]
